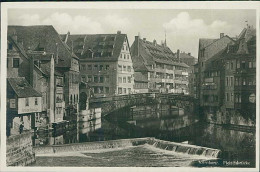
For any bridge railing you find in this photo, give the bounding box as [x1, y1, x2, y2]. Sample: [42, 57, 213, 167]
[89, 93, 196, 103]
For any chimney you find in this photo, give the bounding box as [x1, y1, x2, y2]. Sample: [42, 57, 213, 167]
[143, 38, 146, 42]
[55, 43, 59, 64]
[188, 53, 191, 56]
[135, 36, 139, 57]
[177, 49, 180, 62]
[153, 39, 157, 46]
[117, 31, 121, 34]
[220, 33, 224, 38]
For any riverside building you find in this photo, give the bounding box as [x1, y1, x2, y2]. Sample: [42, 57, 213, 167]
[130, 36, 189, 94]
[62, 31, 134, 97]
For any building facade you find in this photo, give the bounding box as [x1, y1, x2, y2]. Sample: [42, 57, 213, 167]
[8, 25, 80, 130]
[198, 33, 235, 109]
[198, 26, 256, 124]
[130, 36, 189, 94]
[62, 31, 134, 97]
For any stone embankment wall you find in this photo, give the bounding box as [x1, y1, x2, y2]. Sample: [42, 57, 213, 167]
[6, 130, 36, 166]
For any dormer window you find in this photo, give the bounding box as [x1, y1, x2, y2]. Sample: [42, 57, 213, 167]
[13, 58, 20, 68]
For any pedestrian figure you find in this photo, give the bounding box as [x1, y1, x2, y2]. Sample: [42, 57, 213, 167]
[19, 122, 24, 134]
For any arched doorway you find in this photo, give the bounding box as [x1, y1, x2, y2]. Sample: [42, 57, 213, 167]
[79, 92, 88, 110]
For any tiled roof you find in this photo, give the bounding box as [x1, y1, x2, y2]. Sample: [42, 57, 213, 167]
[8, 77, 42, 98]
[63, 33, 127, 61]
[134, 72, 148, 82]
[8, 25, 78, 68]
[237, 26, 256, 42]
[140, 39, 177, 63]
[179, 52, 195, 59]
[199, 38, 217, 49]
[131, 37, 188, 71]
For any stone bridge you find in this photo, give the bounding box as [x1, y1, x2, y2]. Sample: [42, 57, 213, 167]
[88, 93, 199, 117]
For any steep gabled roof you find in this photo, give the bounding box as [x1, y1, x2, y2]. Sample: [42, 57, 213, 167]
[131, 37, 189, 72]
[63, 33, 127, 61]
[199, 38, 217, 49]
[8, 77, 42, 98]
[8, 25, 78, 69]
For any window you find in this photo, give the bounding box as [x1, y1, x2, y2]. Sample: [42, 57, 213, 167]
[201, 62, 204, 67]
[118, 77, 122, 83]
[100, 76, 104, 83]
[128, 77, 131, 83]
[252, 61, 256, 68]
[127, 55, 129, 59]
[81, 64, 86, 70]
[123, 88, 126, 94]
[13, 58, 20, 68]
[226, 93, 229, 102]
[231, 93, 234, 102]
[235, 78, 238, 86]
[249, 61, 252, 68]
[105, 87, 110, 94]
[124, 54, 126, 59]
[94, 87, 98, 93]
[128, 88, 131, 94]
[123, 66, 126, 71]
[105, 76, 109, 82]
[123, 77, 126, 83]
[88, 65, 92, 70]
[242, 78, 246, 85]
[100, 65, 103, 71]
[120, 54, 123, 58]
[230, 62, 233, 70]
[88, 76, 92, 82]
[127, 66, 131, 72]
[118, 87, 122, 94]
[99, 87, 104, 94]
[118, 65, 122, 71]
[241, 61, 246, 69]
[226, 77, 229, 86]
[230, 77, 233, 86]
[226, 62, 229, 69]
[122, 46, 124, 50]
[105, 65, 110, 70]
[94, 65, 98, 70]
[25, 98, 29, 106]
[236, 60, 240, 69]
[82, 75, 86, 82]
[94, 76, 98, 83]
[126, 46, 128, 51]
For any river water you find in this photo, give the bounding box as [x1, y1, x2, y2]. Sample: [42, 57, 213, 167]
[31, 105, 256, 167]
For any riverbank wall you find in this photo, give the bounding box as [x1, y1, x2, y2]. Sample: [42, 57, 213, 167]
[6, 130, 36, 166]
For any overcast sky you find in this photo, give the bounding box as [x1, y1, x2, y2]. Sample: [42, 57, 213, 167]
[8, 9, 256, 58]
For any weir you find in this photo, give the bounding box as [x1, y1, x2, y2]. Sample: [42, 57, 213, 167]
[34, 137, 221, 158]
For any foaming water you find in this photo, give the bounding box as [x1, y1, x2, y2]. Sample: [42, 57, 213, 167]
[142, 144, 216, 160]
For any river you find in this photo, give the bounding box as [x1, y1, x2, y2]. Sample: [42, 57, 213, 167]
[31, 105, 255, 167]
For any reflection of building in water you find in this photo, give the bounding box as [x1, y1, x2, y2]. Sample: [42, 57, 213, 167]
[79, 108, 102, 135]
